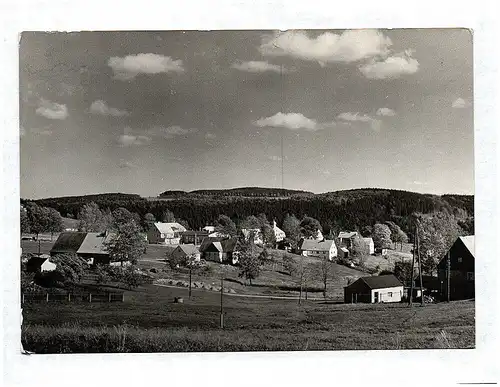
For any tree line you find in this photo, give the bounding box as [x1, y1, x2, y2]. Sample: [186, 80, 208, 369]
[28, 188, 474, 239]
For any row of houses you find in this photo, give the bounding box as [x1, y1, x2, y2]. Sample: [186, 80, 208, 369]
[146, 221, 287, 246]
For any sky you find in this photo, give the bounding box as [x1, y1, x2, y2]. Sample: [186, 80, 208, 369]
[19, 29, 473, 199]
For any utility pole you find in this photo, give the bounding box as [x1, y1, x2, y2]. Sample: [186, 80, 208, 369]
[447, 251, 451, 302]
[38, 239, 41, 256]
[417, 226, 424, 306]
[188, 265, 192, 300]
[409, 226, 416, 307]
[220, 276, 224, 329]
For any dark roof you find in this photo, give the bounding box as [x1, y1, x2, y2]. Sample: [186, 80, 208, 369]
[50, 232, 87, 254]
[199, 237, 227, 252]
[220, 237, 238, 253]
[348, 274, 403, 290]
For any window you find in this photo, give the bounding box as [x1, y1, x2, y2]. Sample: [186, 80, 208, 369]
[458, 257, 463, 263]
[467, 272, 474, 281]
[388, 292, 393, 297]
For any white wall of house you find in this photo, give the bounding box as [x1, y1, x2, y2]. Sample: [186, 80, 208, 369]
[370, 286, 403, 303]
[301, 244, 337, 261]
[41, 260, 57, 272]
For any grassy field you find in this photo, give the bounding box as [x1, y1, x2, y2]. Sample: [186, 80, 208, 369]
[21, 283, 475, 352]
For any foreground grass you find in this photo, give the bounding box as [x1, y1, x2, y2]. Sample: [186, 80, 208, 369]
[22, 285, 474, 353]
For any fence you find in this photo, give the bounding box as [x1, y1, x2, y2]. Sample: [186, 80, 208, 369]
[21, 290, 124, 304]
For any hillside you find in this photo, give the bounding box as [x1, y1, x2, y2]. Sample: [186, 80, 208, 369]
[159, 187, 314, 198]
[27, 188, 474, 237]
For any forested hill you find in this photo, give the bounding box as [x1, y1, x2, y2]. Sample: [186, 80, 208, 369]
[27, 188, 474, 236]
[159, 187, 314, 198]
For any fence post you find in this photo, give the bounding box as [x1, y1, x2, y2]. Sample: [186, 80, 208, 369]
[89, 293, 92, 303]
[122, 293, 124, 302]
[46, 293, 49, 303]
[68, 293, 71, 302]
[22, 293, 25, 304]
[108, 293, 111, 303]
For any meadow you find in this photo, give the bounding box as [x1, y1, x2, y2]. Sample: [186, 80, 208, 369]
[22, 283, 475, 353]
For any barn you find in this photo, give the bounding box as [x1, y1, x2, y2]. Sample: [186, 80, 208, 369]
[344, 274, 403, 304]
[437, 235, 475, 300]
[170, 244, 201, 263]
[50, 231, 114, 265]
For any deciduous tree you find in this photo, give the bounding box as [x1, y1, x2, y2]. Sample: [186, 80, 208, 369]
[237, 233, 261, 285]
[215, 215, 237, 237]
[105, 220, 147, 266]
[78, 202, 105, 232]
[372, 223, 392, 249]
[282, 214, 300, 246]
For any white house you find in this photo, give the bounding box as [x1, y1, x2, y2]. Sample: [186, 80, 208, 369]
[146, 222, 187, 245]
[344, 274, 403, 303]
[272, 220, 286, 242]
[299, 239, 337, 261]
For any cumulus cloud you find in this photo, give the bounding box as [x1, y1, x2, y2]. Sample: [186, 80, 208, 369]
[90, 100, 130, 117]
[376, 107, 396, 116]
[260, 30, 392, 64]
[337, 112, 381, 131]
[452, 98, 470, 109]
[35, 99, 68, 120]
[253, 112, 333, 131]
[231, 60, 288, 73]
[108, 53, 184, 80]
[359, 50, 419, 79]
[117, 134, 152, 147]
[205, 133, 217, 139]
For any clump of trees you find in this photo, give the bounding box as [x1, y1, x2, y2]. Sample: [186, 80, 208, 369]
[21, 203, 63, 239]
[299, 216, 322, 240]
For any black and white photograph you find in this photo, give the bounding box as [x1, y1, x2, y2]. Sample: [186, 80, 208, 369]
[18, 28, 476, 354]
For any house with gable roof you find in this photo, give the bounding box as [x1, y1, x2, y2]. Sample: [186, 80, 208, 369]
[147, 222, 187, 245]
[50, 231, 115, 265]
[344, 274, 403, 303]
[299, 239, 337, 261]
[437, 235, 475, 300]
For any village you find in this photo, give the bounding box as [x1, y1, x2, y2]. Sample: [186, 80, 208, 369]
[19, 197, 476, 353]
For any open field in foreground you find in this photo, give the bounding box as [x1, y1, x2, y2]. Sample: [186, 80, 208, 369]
[22, 284, 475, 353]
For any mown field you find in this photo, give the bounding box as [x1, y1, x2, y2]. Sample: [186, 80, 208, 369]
[21, 283, 475, 353]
